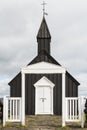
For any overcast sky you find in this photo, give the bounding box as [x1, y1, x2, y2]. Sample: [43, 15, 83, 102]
[0, 0, 87, 97]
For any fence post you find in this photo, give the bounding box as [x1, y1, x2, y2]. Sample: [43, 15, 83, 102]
[65, 98, 69, 121]
[3, 96, 6, 127]
[81, 96, 84, 128]
[62, 73, 66, 127]
[21, 72, 25, 126]
[6, 98, 8, 121]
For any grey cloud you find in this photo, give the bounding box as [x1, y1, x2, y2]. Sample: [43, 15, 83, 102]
[76, 73, 87, 96]
[0, 79, 10, 97]
[0, 0, 87, 97]
[0, 8, 26, 36]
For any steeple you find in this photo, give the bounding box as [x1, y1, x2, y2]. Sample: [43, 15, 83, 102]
[37, 16, 51, 55]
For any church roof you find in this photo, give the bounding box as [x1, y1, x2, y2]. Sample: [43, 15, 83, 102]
[28, 50, 60, 65]
[8, 16, 80, 87]
[37, 16, 51, 38]
[28, 52, 80, 85]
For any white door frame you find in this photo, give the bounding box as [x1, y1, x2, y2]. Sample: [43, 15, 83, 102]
[34, 76, 55, 115]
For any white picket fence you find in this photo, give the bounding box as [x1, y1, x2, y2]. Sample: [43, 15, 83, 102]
[65, 97, 84, 128]
[3, 96, 22, 126]
[2, 96, 86, 128]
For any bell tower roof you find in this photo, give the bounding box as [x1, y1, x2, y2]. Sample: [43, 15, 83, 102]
[37, 16, 51, 39]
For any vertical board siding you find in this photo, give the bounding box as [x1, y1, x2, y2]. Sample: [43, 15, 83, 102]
[66, 73, 78, 97]
[25, 74, 62, 115]
[10, 72, 78, 115]
[10, 73, 21, 97]
[38, 39, 50, 54]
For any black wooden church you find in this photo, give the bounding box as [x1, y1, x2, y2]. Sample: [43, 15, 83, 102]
[9, 16, 80, 115]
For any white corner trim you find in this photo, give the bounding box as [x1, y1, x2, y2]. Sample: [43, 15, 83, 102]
[21, 61, 66, 74]
[21, 73, 25, 125]
[62, 73, 66, 127]
[34, 76, 55, 88]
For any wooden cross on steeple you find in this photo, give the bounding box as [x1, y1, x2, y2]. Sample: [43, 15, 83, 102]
[41, 1, 48, 16]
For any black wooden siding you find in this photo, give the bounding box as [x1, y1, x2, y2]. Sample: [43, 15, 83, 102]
[10, 73, 21, 97]
[25, 74, 62, 115]
[66, 72, 78, 97]
[37, 39, 50, 54]
[10, 73, 78, 115]
[28, 50, 60, 65]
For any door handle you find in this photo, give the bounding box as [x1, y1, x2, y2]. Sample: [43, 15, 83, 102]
[40, 98, 46, 102]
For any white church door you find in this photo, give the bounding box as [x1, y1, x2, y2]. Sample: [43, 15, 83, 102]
[44, 87, 51, 113]
[34, 76, 55, 115]
[36, 86, 51, 114]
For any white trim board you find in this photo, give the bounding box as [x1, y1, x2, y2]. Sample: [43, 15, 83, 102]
[34, 76, 55, 88]
[21, 61, 66, 74]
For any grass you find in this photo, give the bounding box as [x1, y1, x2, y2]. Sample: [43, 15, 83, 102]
[0, 115, 87, 130]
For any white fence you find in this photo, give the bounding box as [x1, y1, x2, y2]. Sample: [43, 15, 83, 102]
[3, 96, 22, 126]
[2, 96, 86, 128]
[65, 97, 84, 128]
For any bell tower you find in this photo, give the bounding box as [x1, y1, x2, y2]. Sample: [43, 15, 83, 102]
[37, 16, 51, 55]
